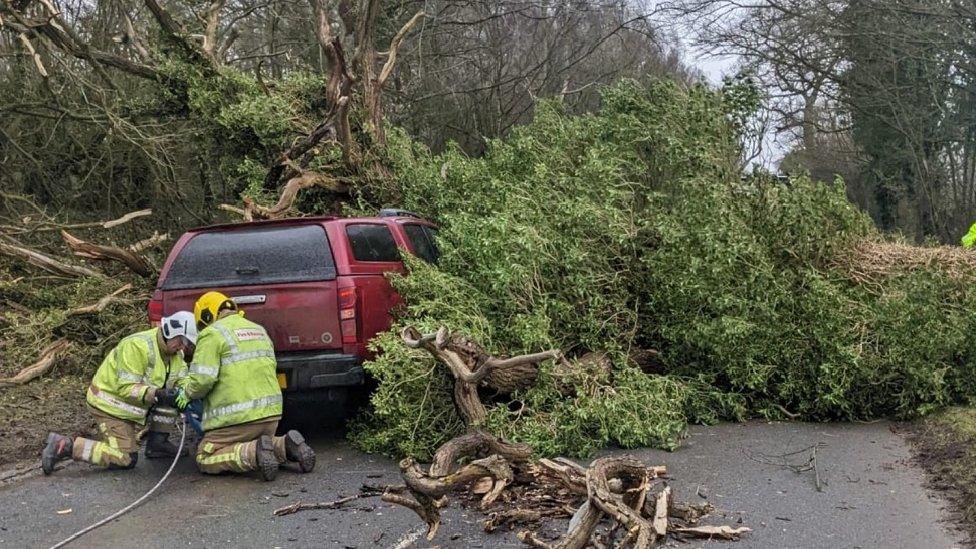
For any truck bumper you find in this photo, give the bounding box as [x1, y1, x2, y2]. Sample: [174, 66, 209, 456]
[276, 352, 364, 391]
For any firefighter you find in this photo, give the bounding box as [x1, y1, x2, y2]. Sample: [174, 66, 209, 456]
[160, 291, 315, 481]
[41, 312, 197, 474]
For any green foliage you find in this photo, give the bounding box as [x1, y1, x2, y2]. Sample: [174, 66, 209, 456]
[353, 78, 976, 460]
[721, 71, 763, 134]
[348, 256, 493, 457]
[484, 365, 691, 457]
[156, 59, 337, 199]
[0, 247, 149, 379]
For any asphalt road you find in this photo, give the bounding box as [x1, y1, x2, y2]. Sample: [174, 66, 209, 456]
[0, 421, 964, 549]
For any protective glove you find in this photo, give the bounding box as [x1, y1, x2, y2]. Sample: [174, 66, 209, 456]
[154, 387, 179, 407]
[184, 399, 205, 436]
[155, 387, 189, 410]
[174, 388, 190, 411]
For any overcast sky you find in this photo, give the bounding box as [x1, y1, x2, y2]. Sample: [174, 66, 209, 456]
[677, 23, 791, 170]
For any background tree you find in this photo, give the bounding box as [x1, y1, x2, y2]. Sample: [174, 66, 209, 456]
[669, 0, 976, 243]
[0, 0, 688, 227]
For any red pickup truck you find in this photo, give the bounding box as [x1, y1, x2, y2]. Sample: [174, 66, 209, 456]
[149, 211, 438, 400]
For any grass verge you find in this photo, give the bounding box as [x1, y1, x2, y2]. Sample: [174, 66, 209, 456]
[906, 406, 976, 544]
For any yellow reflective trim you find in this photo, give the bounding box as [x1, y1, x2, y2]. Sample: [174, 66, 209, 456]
[89, 387, 148, 416]
[189, 364, 219, 377]
[94, 443, 125, 466]
[117, 371, 143, 383]
[198, 451, 242, 466]
[212, 322, 238, 352]
[202, 394, 282, 422]
[81, 439, 94, 462]
[220, 350, 274, 367]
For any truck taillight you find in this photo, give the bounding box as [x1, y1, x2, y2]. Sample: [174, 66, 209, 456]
[338, 286, 358, 344]
[148, 298, 163, 326]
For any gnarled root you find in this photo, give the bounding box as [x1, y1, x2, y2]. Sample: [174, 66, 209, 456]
[430, 430, 532, 476]
[401, 326, 559, 426]
[383, 326, 744, 546]
[386, 455, 515, 540]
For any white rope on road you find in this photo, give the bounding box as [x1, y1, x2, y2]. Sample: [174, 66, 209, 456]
[48, 416, 188, 549]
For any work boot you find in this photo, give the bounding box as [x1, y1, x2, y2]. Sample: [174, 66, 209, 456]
[41, 433, 72, 475]
[256, 435, 278, 482]
[107, 452, 139, 470]
[284, 430, 316, 473]
[144, 431, 187, 459]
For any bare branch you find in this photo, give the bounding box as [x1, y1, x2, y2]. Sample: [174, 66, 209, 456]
[0, 237, 101, 278]
[376, 10, 425, 89]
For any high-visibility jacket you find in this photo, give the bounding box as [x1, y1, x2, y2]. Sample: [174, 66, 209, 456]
[179, 313, 282, 431]
[146, 343, 189, 429]
[86, 328, 186, 425]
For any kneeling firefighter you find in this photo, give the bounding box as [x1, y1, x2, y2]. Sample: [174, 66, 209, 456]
[157, 291, 315, 480]
[41, 312, 197, 474]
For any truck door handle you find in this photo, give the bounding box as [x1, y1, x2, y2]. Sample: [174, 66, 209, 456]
[236, 267, 259, 275]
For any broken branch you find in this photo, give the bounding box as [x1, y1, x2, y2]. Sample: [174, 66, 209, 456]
[0, 340, 71, 388]
[128, 231, 169, 254]
[0, 237, 101, 278]
[61, 230, 155, 277]
[246, 172, 350, 220]
[273, 495, 358, 516]
[68, 283, 133, 316]
[376, 11, 425, 89]
[652, 486, 670, 536]
[383, 326, 745, 546]
[672, 525, 752, 540]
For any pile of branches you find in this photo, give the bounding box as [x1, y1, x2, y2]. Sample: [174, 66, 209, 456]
[0, 199, 164, 385]
[0, 207, 165, 281]
[377, 326, 750, 547]
[832, 239, 976, 283]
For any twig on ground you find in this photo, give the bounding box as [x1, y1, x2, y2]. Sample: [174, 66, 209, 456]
[744, 442, 828, 491]
[273, 495, 359, 516]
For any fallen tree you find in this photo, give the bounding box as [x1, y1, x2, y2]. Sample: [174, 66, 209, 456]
[0, 198, 156, 387]
[352, 80, 976, 462]
[380, 326, 749, 546]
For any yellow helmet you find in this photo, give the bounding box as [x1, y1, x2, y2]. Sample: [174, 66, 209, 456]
[194, 291, 237, 328]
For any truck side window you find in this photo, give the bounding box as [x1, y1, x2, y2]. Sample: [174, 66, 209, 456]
[403, 224, 439, 264]
[346, 224, 400, 262]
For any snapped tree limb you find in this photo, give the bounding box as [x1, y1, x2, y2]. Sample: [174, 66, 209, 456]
[60, 231, 155, 277]
[0, 340, 71, 388]
[672, 525, 752, 540]
[67, 283, 134, 316]
[381, 326, 745, 546]
[401, 326, 559, 425]
[0, 237, 101, 278]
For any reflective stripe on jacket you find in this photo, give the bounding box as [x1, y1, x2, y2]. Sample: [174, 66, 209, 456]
[86, 328, 185, 425]
[146, 348, 188, 427]
[179, 314, 282, 431]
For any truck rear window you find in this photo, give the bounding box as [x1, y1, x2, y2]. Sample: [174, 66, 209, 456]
[161, 225, 336, 289]
[346, 224, 400, 262]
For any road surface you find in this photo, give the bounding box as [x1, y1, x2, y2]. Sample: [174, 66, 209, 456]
[0, 421, 964, 548]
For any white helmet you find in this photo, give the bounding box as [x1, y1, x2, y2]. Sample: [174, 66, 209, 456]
[161, 311, 198, 345]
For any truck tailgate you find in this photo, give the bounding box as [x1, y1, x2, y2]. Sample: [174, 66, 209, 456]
[160, 282, 342, 352]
